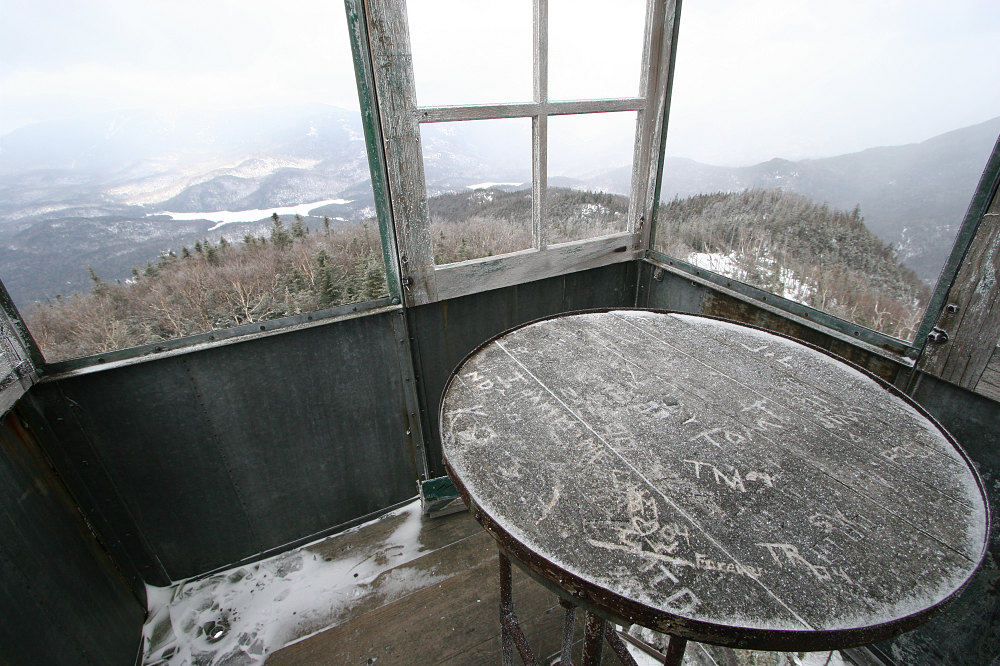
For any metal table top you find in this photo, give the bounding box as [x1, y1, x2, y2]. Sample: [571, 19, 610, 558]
[439, 309, 989, 651]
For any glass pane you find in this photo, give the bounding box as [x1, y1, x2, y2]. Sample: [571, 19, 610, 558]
[549, 0, 646, 100]
[654, 0, 1000, 342]
[547, 112, 635, 243]
[1, 0, 385, 363]
[408, 0, 532, 107]
[422, 119, 533, 264]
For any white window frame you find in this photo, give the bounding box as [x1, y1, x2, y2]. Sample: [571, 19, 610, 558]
[363, 0, 680, 306]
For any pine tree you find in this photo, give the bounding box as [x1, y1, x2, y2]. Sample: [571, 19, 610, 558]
[88, 267, 109, 296]
[270, 213, 292, 250]
[291, 214, 308, 239]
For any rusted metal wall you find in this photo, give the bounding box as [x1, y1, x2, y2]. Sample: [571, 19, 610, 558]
[0, 411, 144, 665]
[410, 262, 638, 479]
[21, 309, 421, 583]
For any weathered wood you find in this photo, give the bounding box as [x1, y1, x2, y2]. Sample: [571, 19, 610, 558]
[417, 98, 645, 123]
[364, 0, 679, 307]
[268, 552, 565, 665]
[918, 147, 1000, 393]
[365, 0, 438, 306]
[0, 284, 35, 414]
[533, 0, 548, 251]
[433, 234, 640, 303]
[638, 0, 681, 253]
[975, 345, 1000, 402]
[441, 311, 988, 651]
[344, 0, 403, 301]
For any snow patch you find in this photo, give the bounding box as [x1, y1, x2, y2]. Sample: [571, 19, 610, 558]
[142, 500, 439, 666]
[149, 199, 352, 231]
[465, 182, 523, 190]
[688, 251, 816, 306]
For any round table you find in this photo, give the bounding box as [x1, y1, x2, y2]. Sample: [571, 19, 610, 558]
[439, 310, 989, 665]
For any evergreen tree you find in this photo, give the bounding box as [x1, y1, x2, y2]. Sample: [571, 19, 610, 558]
[270, 213, 292, 250]
[291, 214, 308, 239]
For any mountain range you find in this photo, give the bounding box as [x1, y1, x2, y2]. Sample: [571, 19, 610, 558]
[0, 105, 997, 310]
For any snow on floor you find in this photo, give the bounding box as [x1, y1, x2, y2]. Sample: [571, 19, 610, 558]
[142, 500, 444, 666]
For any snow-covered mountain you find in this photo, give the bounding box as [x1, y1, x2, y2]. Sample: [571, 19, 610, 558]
[0, 105, 996, 309]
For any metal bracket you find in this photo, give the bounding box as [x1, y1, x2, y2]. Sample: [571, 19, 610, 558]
[927, 327, 949, 344]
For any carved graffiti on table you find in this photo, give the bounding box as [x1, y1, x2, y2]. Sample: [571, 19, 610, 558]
[687, 428, 747, 449]
[584, 487, 691, 566]
[758, 543, 856, 586]
[740, 400, 788, 432]
[808, 510, 871, 543]
[695, 553, 763, 579]
[683, 459, 777, 492]
[881, 443, 934, 463]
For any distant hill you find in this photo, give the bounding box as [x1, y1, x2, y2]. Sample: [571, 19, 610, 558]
[652, 116, 1000, 283]
[29, 187, 926, 361]
[0, 106, 996, 309]
[656, 188, 930, 340]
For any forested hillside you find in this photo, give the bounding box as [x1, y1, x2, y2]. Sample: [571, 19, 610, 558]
[28, 187, 927, 361]
[655, 189, 930, 339]
[29, 215, 388, 361]
[429, 188, 628, 263]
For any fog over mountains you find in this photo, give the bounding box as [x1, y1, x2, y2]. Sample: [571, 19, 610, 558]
[0, 105, 997, 309]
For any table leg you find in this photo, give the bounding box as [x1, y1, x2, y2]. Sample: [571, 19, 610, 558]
[582, 612, 605, 666]
[662, 636, 687, 666]
[557, 599, 576, 666]
[500, 550, 514, 666]
[499, 550, 538, 666]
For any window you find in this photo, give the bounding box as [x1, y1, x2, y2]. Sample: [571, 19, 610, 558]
[366, 0, 680, 305]
[0, 0, 393, 364]
[651, 0, 1000, 345]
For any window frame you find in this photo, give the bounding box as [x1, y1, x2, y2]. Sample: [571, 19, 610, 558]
[362, 0, 681, 306]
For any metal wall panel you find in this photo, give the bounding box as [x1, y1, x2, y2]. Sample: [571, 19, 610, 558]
[25, 309, 420, 581]
[0, 412, 144, 666]
[638, 260, 906, 383]
[872, 374, 1000, 666]
[410, 262, 638, 478]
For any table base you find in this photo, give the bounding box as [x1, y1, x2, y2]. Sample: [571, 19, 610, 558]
[499, 550, 687, 666]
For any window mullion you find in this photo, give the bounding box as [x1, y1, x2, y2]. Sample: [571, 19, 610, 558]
[638, 0, 681, 254]
[533, 0, 548, 250]
[365, 0, 438, 305]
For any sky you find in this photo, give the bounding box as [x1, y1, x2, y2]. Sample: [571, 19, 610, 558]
[1, 0, 999, 166]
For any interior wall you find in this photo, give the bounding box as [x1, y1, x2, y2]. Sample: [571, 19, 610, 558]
[21, 309, 422, 583]
[0, 411, 144, 666]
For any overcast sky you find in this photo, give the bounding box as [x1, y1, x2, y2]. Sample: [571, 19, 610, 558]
[2, 0, 999, 166]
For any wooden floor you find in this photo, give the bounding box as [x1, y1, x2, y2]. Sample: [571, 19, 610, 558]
[261, 507, 853, 666]
[267, 508, 615, 665]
